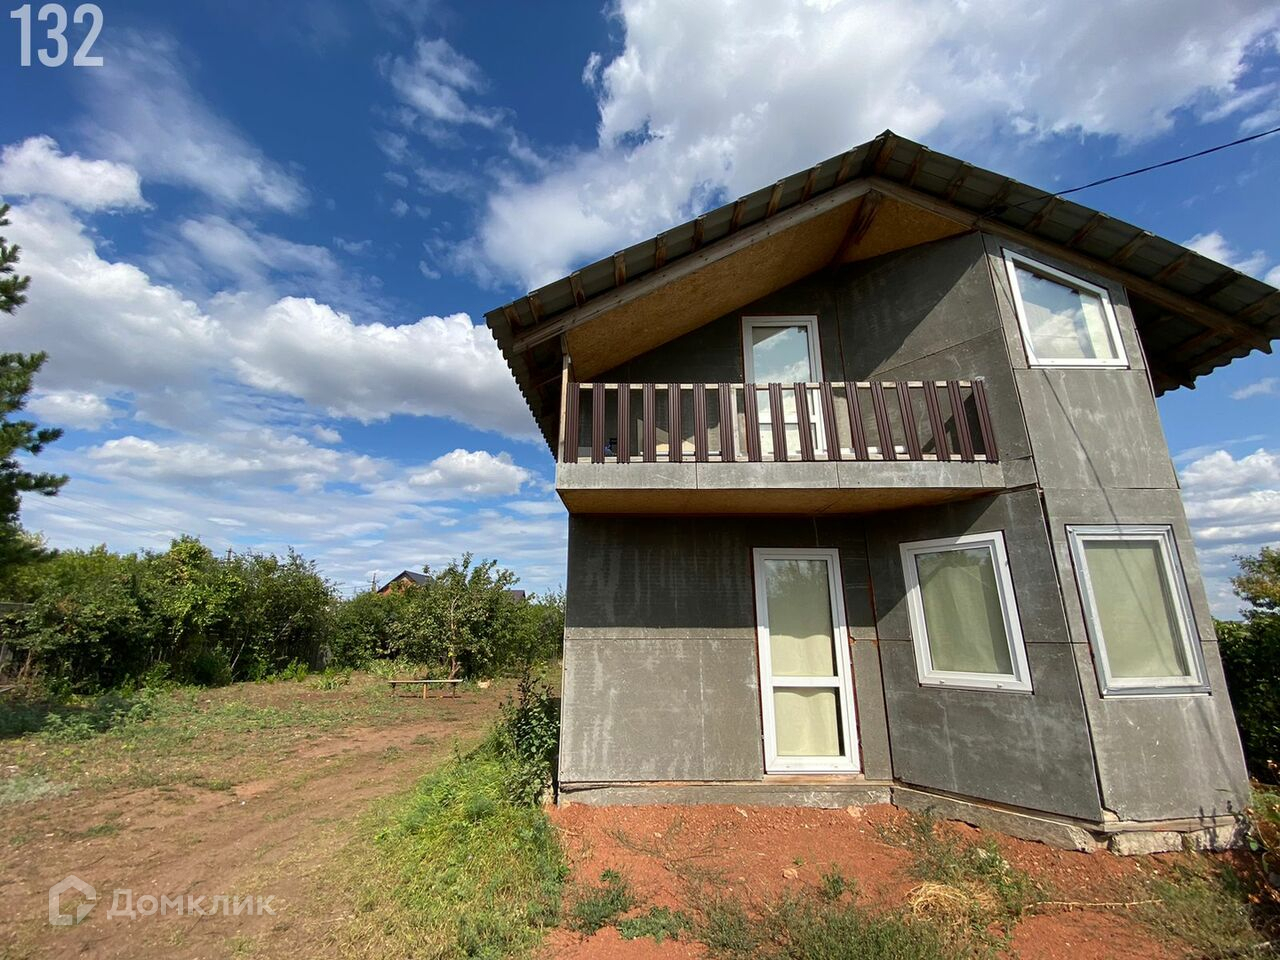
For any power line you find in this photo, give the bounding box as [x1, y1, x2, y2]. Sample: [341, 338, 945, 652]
[1007, 124, 1280, 210]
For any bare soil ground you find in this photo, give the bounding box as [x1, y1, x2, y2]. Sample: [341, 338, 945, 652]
[0, 677, 507, 959]
[544, 803, 1185, 960]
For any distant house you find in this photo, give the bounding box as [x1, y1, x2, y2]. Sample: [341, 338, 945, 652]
[376, 570, 430, 594]
[376, 570, 528, 603]
[484, 130, 1278, 852]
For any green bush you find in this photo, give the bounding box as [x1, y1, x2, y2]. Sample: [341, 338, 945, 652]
[493, 671, 560, 805]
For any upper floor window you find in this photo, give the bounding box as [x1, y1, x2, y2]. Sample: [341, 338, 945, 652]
[741, 316, 823, 384]
[900, 531, 1033, 692]
[1003, 250, 1127, 368]
[1067, 525, 1207, 697]
[742, 316, 825, 459]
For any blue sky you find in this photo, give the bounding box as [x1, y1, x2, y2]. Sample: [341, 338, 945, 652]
[1, 0, 1278, 609]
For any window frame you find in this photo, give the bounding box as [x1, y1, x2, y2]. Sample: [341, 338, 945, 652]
[1002, 249, 1129, 369]
[1066, 524, 1209, 697]
[741, 315, 824, 384]
[900, 531, 1033, 693]
[752, 547, 860, 774]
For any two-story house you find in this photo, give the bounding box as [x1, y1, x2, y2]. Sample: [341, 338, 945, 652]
[485, 131, 1279, 852]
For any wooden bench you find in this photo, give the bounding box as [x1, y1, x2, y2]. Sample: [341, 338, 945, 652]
[388, 678, 462, 699]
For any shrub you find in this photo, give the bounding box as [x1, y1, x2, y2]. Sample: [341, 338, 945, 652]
[492, 670, 560, 805]
[1218, 547, 1280, 780]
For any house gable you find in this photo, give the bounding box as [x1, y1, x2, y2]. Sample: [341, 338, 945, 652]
[486, 131, 1279, 453]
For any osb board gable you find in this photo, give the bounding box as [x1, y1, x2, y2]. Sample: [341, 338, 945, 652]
[836, 195, 970, 264]
[565, 200, 858, 380]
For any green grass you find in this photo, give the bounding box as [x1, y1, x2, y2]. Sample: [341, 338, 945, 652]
[617, 906, 694, 943]
[1135, 860, 1271, 959]
[696, 892, 960, 960]
[0, 772, 70, 805]
[566, 869, 636, 934]
[342, 744, 566, 959]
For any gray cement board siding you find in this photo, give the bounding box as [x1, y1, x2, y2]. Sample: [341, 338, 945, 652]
[1069, 642, 1249, 821]
[559, 633, 764, 782]
[1014, 368, 1177, 491]
[852, 639, 893, 779]
[563, 515, 885, 783]
[879, 639, 1103, 820]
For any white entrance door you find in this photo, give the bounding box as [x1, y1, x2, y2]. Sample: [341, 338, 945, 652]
[753, 548, 859, 773]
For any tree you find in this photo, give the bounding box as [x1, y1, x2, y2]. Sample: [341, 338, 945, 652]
[1217, 546, 1280, 781]
[0, 203, 67, 568]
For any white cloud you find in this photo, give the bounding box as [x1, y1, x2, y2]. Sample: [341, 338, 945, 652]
[177, 215, 336, 285]
[1184, 230, 1270, 278]
[390, 198, 409, 217]
[469, 0, 1280, 287]
[312, 425, 342, 444]
[4, 198, 532, 439]
[402, 448, 532, 498]
[0, 137, 144, 211]
[1231, 377, 1278, 400]
[382, 38, 503, 130]
[82, 32, 307, 212]
[1179, 447, 1280, 615]
[221, 296, 533, 434]
[1180, 447, 1280, 494]
[27, 390, 114, 429]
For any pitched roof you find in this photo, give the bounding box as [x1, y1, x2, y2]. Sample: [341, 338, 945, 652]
[485, 130, 1279, 452]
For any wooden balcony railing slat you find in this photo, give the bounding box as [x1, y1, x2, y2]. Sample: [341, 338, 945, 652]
[643, 383, 657, 462]
[869, 382, 896, 461]
[591, 382, 605, 463]
[693, 384, 709, 461]
[767, 383, 786, 461]
[718, 382, 736, 462]
[947, 380, 976, 462]
[794, 383, 816, 461]
[565, 383, 580, 464]
[922, 381, 952, 461]
[743, 384, 762, 461]
[845, 384, 869, 460]
[897, 381, 924, 460]
[668, 382, 682, 462]
[616, 382, 631, 463]
[819, 382, 841, 460]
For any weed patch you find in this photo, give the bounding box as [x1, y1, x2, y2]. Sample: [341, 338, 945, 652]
[878, 812, 1041, 951]
[696, 891, 959, 960]
[617, 905, 694, 943]
[1135, 859, 1270, 958]
[0, 772, 70, 805]
[567, 868, 636, 934]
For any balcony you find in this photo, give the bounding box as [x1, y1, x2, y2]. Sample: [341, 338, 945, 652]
[556, 379, 1007, 514]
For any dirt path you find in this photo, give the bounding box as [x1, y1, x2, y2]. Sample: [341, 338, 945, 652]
[0, 683, 504, 959]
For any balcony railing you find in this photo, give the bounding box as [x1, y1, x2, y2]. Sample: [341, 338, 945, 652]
[560, 380, 997, 465]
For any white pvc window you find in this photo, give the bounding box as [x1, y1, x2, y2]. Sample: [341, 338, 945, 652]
[1003, 250, 1127, 368]
[1067, 525, 1207, 696]
[742, 316, 825, 460]
[901, 532, 1032, 692]
[753, 548, 859, 773]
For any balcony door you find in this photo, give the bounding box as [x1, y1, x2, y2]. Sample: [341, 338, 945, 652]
[742, 316, 825, 459]
[753, 548, 859, 773]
